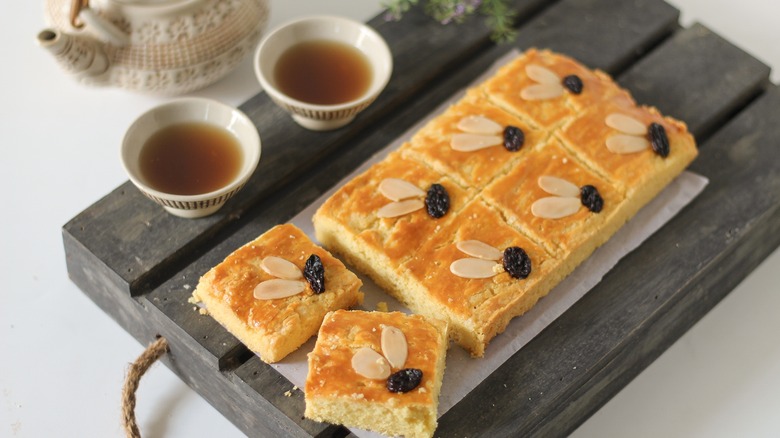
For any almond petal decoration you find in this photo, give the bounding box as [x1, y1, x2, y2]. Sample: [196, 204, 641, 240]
[521, 83, 565, 100]
[456, 240, 502, 261]
[531, 196, 581, 219]
[538, 175, 580, 198]
[377, 199, 425, 218]
[457, 115, 502, 134]
[450, 258, 500, 279]
[378, 178, 425, 202]
[381, 325, 408, 369]
[606, 134, 650, 154]
[260, 256, 303, 280]
[450, 133, 503, 151]
[605, 113, 647, 135]
[253, 279, 306, 300]
[351, 347, 391, 380]
[525, 64, 560, 84]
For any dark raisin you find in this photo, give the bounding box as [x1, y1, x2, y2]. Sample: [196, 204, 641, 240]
[562, 75, 583, 94]
[386, 368, 423, 393]
[580, 185, 604, 213]
[303, 254, 325, 294]
[425, 183, 450, 219]
[503, 125, 525, 152]
[648, 122, 670, 158]
[502, 246, 532, 279]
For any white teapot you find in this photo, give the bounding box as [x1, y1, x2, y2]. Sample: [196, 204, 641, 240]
[37, 0, 269, 95]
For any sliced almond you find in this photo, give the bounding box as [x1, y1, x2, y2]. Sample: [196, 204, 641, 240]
[351, 347, 391, 380]
[525, 64, 560, 84]
[260, 256, 302, 280]
[450, 258, 500, 279]
[521, 83, 565, 100]
[457, 115, 502, 134]
[605, 113, 646, 135]
[450, 133, 503, 152]
[606, 134, 650, 154]
[381, 325, 408, 369]
[531, 196, 581, 219]
[377, 199, 425, 218]
[378, 178, 425, 202]
[456, 240, 502, 261]
[538, 175, 580, 198]
[253, 279, 306, 300]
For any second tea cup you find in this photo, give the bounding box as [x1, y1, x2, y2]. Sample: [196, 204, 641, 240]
[254, 15, 393, 131]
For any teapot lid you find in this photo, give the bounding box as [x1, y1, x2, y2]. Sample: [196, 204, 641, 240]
[93, 0, 204, 18]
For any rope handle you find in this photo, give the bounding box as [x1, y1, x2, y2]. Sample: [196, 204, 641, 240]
[121, 337, 169, 438]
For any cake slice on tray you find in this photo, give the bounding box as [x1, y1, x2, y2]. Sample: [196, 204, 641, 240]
[314, 150, 473, 298]
[401, 89, 545, 190]
[191, 223, 363, 363]
[305, 309, 449, 438]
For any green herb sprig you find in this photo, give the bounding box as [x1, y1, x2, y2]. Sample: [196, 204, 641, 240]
[383, 0, 517, 43]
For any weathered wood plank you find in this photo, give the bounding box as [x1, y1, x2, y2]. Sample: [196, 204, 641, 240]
[232, 359, 342, 438]
[436, 85, 780, 437]
[619, 23, 770, 138]
[62, 0, 557, 298]
[514, 0, 680, 73]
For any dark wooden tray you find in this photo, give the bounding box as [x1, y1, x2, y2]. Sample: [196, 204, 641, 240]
[63, 0, 780, 436]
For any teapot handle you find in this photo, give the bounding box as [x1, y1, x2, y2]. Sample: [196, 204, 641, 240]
[70, 0, 130, 46]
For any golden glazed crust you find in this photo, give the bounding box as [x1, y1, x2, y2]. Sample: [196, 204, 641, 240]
[557, 95, 698, 195]
[482, 139, 625, 257]
[313, 48, 698, 357]
[478, 48, 631, 130]
[314, 151, 473, 270]
[192, 224, 363, 363]
[402, 89, 546, 190]
[400, 200, 561, 356]
[305, 310, 449, 438]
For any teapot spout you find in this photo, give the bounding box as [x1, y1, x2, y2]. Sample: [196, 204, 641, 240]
[37, 29, 109, 84]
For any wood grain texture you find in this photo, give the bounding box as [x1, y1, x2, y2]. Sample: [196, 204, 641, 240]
[619, 23, 770, 138]
[513, 0, 680, 72]
[61, 0, 780, 436]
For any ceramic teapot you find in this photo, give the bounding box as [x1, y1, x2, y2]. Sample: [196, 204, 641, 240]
[37, 0, 269, 95]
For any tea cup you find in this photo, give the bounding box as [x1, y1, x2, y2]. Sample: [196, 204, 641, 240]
[254, 15, 393, 131]
[121, 98, 261, 218]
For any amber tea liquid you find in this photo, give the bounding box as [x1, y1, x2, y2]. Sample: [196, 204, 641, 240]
[273, 40, 373, 105]
[139, 122, 243, 196]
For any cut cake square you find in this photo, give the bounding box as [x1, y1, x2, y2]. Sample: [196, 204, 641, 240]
[556, 92, 698, 217]
[192, 223, 363, 363]
[314, 151, 473, 294]
[399, 199, 561, 357]
[482, 139, 625, 259]
[305, 309, 449, 438]
[478, 48, 630, 130]
[401, 89, 546, 190]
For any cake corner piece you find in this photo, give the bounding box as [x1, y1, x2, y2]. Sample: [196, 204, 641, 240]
[192, 223, 363, 363]
[304, 309, 449, 438]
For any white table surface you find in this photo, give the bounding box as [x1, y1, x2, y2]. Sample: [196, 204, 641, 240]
[2, 1, 778, 437]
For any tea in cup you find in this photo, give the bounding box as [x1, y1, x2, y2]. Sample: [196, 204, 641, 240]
[254, 16, 393, 131]
[121, 98, 261, 218]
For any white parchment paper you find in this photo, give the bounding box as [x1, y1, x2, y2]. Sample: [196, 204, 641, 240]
[270, 50, 709, 438]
